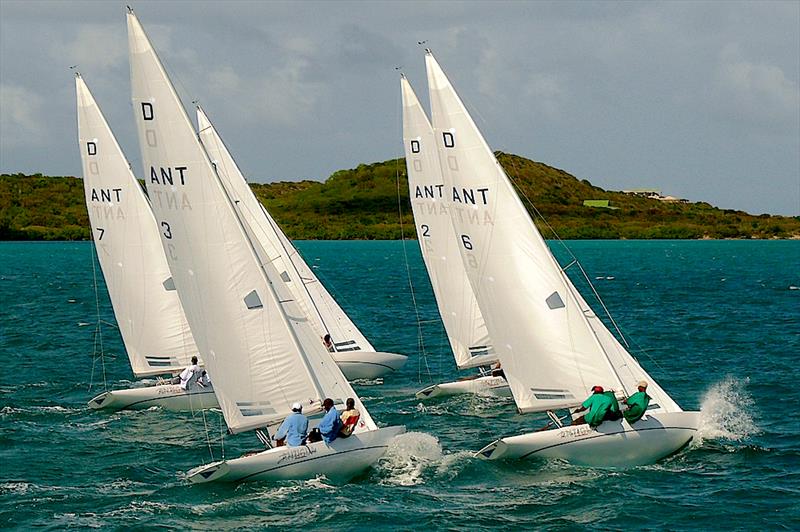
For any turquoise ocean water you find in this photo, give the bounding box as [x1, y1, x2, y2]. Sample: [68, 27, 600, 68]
[1, 240, 798, 529]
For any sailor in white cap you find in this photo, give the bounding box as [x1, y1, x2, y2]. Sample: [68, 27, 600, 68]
[623, 380, 651, 424]
[274, 401, 309, 447]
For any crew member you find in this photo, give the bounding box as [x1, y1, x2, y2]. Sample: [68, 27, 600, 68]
[572, 385, 618, 427]
[274, 402, 309, 447]
[623, 380, 651, 424]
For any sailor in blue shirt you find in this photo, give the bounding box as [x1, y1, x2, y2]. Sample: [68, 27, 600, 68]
[274, 402, 308, 447]
[317, 398, 342, 443]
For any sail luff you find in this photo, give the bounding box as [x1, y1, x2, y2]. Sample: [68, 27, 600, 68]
[262, 208, 340, 343]
[196, 106, 375, 355]
[127, 10, 331, 433]
[425, 51, 635, 413]
[400, 75, 496, 370]
[194, 107, 328, 403]
[214, 152, 330, 407]
[192, 104, 376, 429]
[76, 73, 198, 378]
[263, 207, 330, 333]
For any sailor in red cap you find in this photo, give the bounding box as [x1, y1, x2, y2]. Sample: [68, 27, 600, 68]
[571, 385, 617, 427]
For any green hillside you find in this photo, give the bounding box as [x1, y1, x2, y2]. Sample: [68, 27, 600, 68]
[2, 153, 798, 240]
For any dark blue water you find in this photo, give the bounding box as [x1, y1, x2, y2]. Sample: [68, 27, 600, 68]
[1, 240, 798, 530]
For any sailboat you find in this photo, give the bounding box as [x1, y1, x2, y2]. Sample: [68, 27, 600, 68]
[76, 73, 217, 412]
[196, 106, 407, 381]
[401, 75, 510, 400]
[127, 9, 403, 482]
[420, 51, 699, 466]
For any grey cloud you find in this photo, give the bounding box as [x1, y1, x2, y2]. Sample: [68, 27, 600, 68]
[0, 0, 797, 215]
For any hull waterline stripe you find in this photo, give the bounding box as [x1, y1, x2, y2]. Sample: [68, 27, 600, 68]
[101, 389, 216, 409]
[232, 443, 390, 482]
[335, 361, 398, 371]
[516, 425, 698, 460]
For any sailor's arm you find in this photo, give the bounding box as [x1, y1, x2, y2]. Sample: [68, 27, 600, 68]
[274, 418, 289, 440]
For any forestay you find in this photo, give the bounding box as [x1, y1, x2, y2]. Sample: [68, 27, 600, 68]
[574, 290, 680, 412]
[195, 107, 375, 357]
[127, 11, 373, 434]
[76, 74, 198, 377]
[425, 51, 680, 413]
[401, 76, 495, 370]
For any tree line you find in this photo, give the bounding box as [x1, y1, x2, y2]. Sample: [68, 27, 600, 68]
[2, 153, 798, 240]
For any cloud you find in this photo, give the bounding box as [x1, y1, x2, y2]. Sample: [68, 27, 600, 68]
[49, 24, 126, 70]
[714, 44, 799, 128]
[0, 83, 45, 145]
[201, 56, 324, 127]
[523, 73, 567, 121]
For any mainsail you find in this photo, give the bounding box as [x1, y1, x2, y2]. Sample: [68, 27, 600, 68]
[195, 107, 376, 356]
[76, 73, 198, 377]
[424, 51, 680, 414]
[126, 10, 375, 434]
[400, 76, 495, 370]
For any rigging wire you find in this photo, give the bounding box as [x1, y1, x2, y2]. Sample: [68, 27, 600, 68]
[396, 148, 433, 385]
[503, 157, 666, 374]
[394, 75, 434, 383]
[196, 395, 216, 463]
[88, 238, 107, 392]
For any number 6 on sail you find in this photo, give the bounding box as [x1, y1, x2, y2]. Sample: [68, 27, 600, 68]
[415, 50, 700, 467]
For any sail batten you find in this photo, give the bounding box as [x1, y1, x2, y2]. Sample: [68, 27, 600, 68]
[76, 74, 198, 378]
[424, 52, 680, 414]
[401, 76, 496, 370]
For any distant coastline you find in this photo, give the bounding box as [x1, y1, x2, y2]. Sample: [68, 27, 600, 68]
[2, 153, 798, 240]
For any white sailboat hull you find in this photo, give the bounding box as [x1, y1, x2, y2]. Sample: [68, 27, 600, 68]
[415, 375, 511, 399]
[88, 384, 218, 411]
[186, 425, 405, 483]
[476, 411, 699, 467]
[88, 352, 405, 412]
[332, 351, 407, 380]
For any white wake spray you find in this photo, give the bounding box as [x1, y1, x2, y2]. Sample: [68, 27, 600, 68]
[696, 376, 759, 444]
[376, 431, 443, 486]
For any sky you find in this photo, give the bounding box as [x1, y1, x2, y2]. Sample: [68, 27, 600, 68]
[1, 0, 798, 216]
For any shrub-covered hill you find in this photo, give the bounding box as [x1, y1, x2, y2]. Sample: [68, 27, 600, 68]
[2, 153, 798, 240]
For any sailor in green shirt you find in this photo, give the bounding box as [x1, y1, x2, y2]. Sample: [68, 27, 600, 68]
[572, 385, 618, 427]
[623, 380, 651, 424]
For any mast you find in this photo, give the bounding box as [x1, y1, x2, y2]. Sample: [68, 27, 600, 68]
[194, 107, 326, 399]
[76, 72, 198, 378]
[262, 209, 333, 336]
[195, 106, 374, 352]
[208, 145, 328, 403]
[401, 73, 497, 370]
[127, 9, 361, 434]
[425, 50, 627, 413]
[423, 50, 683, 414]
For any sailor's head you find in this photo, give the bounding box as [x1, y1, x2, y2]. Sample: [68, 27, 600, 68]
[191, 356, 198, 365]
[346, 398, 355, 410]
[291, 402, 302, 413]
[637, 380, 648, 391]
[323, 398, 334, 411]
[591, 385, 604, 394]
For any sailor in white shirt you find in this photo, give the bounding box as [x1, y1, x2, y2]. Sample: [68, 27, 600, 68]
[168, 356, 203, 389]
